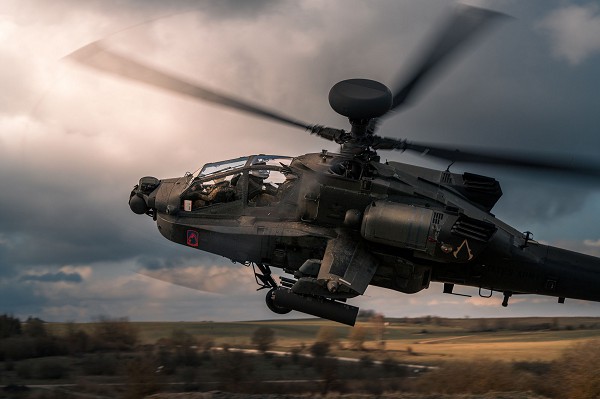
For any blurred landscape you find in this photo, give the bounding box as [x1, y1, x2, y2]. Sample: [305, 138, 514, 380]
[1, 314, 600, 399]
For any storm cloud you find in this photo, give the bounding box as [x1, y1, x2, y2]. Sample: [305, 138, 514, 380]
[20, 271, 83, 283]
[1, 0, 600, 321]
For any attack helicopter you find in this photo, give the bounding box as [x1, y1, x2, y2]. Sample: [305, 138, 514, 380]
[70, 5, 600, 326]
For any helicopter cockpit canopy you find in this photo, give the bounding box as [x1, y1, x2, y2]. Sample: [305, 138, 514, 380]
[182, 155, 294, 210]
[187, 155, 292, 185]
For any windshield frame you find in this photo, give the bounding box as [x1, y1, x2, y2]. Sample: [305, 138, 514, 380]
[183, 154, 291, 193]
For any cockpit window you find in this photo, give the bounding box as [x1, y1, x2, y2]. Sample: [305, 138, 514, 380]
[250, 155, 292, 169]
[195, 156, 248, 179]
[186, 155, 291, 188]
[184, 156, 248, 191]
[181, 155, 293, 211]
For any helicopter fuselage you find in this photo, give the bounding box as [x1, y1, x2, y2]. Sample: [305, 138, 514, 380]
[131, 152, 600, 323]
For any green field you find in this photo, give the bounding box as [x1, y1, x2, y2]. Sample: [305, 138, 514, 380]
[4, 316, 600, 398]
[47, 316, 600, 364]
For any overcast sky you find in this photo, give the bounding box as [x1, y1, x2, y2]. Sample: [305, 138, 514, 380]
[2, 0, 600, 322]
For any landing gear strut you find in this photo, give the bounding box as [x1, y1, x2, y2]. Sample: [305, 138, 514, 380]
[502, 291, 512, 307]
[252, 263, 278, 291]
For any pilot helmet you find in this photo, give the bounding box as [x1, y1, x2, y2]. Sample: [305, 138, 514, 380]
[250, 169, 270, 179]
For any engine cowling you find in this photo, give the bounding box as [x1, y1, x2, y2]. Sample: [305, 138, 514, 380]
[361, 201, 497, 263]
[361, 201, 434, 250]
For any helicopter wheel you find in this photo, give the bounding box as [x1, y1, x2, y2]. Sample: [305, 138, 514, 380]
[265, 288, 292, 315]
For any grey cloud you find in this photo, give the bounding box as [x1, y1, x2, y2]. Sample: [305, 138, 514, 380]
[136, 256, 189, 271]
[135, 252, 229, 271]
[536, 3, 600, 65]
[8, 0, 281, 26]
[0, 172, 145, 267]
[20, 271, 83, 283]
[0, 263, 18, 280]
[0, 280, 46, 311]
[189, 0, 280, 20]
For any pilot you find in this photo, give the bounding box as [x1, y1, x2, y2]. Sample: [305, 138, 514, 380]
[276, 172, 298, 202]
[188, 180, 236, 209]
[206, 180, 236, 203]
[248, 169, 277, 206]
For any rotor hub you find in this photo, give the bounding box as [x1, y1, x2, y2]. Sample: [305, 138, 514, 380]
[329, 79, 392, 120]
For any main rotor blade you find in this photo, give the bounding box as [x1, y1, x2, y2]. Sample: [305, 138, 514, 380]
[67, 41, 313, 131]
[388, 5, 507, 113]
[373, 136, 600, 178]
[136, 269, 222, 296]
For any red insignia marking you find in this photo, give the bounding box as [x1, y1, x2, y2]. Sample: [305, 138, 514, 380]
[186, 230, 199, 247]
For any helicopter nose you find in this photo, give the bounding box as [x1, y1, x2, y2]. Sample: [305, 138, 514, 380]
[129, 176, 160, 216]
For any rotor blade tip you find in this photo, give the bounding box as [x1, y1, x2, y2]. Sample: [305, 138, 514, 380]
[456, 3, 512, 22]
[65, 41, 106, 63]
